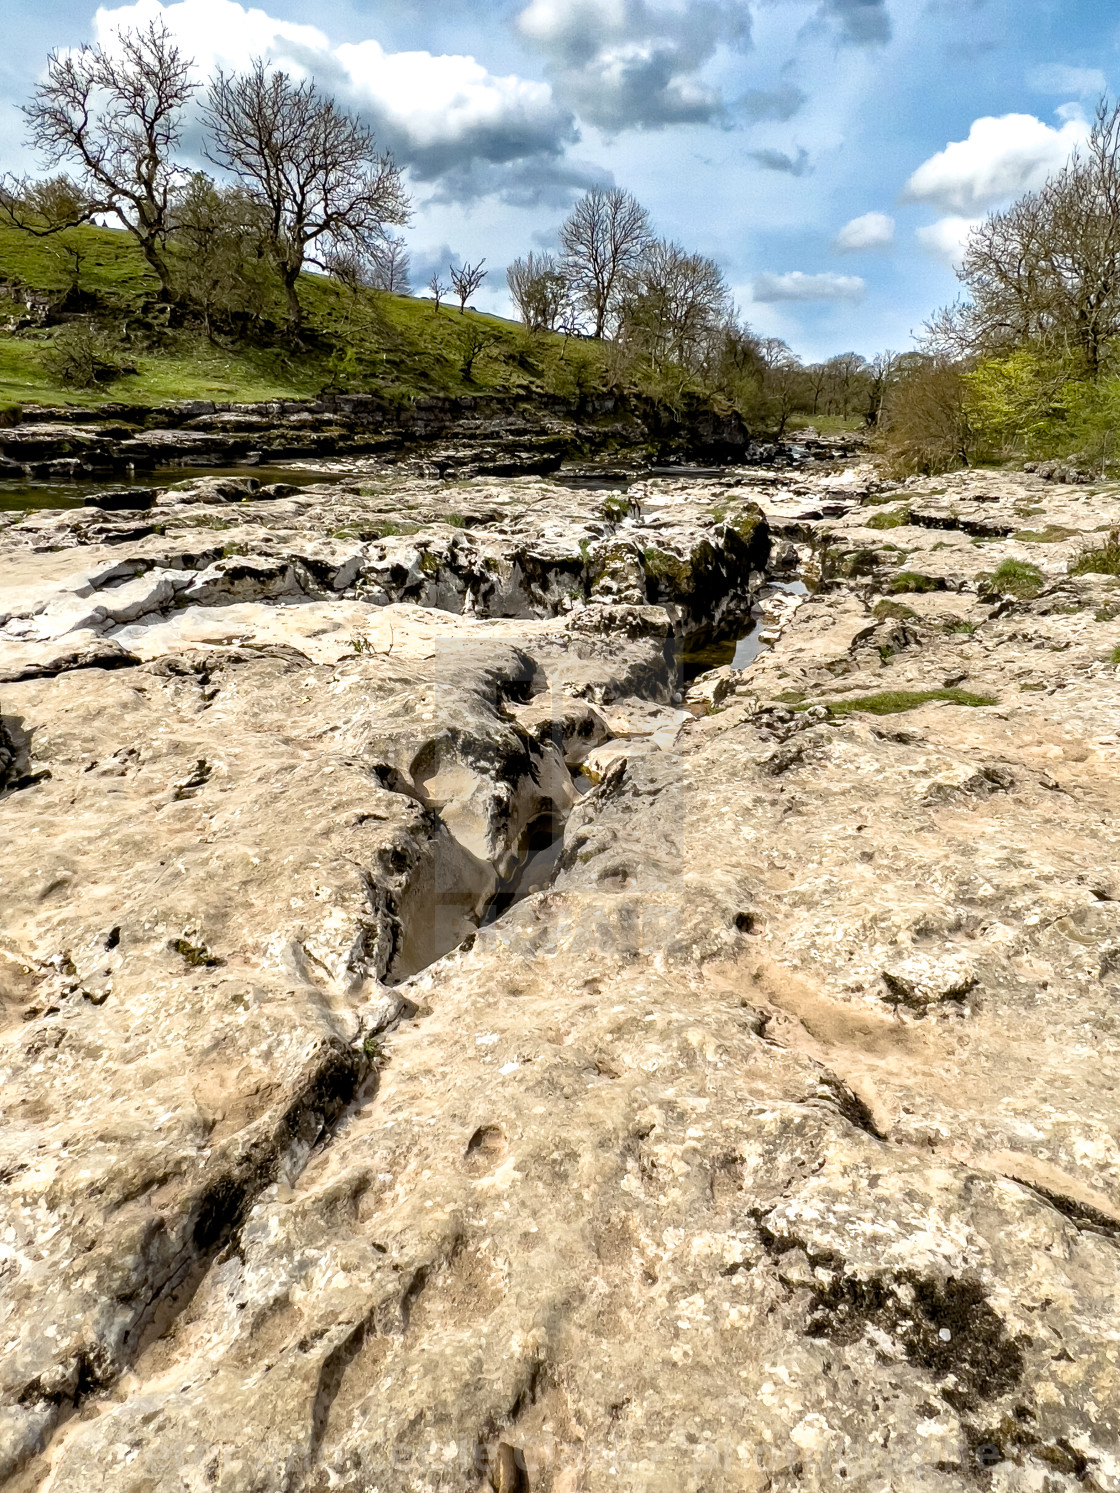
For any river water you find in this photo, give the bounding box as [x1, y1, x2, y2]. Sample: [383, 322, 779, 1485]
[0, 464, 343, 513]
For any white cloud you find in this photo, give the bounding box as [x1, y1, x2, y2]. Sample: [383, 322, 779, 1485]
[95, 0, 576, 193]
[752, 271, 865, 302]
[336, 40, 572, 171]
[914, 215, 978, 267]
[94, 0, 329, 77]
[901, 112, 1087, 216]
[832, 210, 894, 252]
[1028, 63, 1106, 97]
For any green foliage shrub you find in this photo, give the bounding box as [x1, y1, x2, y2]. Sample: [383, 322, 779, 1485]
[960, 350, 1120, 473]
[963, 347, 1069, 455]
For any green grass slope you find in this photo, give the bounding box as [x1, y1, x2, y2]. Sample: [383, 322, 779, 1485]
[0, 223, 608, 409]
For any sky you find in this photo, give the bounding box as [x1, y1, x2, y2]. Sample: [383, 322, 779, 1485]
[0, 0, 1116, 361]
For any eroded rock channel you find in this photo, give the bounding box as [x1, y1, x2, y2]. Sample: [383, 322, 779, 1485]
[1, 452, 1120, 1491]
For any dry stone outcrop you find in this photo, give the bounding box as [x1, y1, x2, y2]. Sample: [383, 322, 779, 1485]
[1, 452, 1119, 1491]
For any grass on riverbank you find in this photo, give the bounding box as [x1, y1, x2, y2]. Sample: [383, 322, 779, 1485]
[0, 222, 611, 409]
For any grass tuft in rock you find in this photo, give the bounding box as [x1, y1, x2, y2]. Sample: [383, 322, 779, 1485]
[1111, 644, 1120, 665]
[866, 507, 912, 530]
[889, 572, 943, 594]
[1071, 528, 1120, 577]
[873, 599, 918, 620]
[989, 559, 1044, 598]
[822, 687, 997, 716]
[943, 618, 976, 635]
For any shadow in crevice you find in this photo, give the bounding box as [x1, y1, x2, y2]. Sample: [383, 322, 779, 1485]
[0, 714, 48, 795]
[478, 811, 566, 929]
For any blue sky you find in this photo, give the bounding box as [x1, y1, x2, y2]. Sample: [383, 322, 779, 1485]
[1, 0, 1116, 360]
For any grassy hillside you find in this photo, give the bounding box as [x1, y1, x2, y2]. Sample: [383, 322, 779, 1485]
[0, 223, 610, 409]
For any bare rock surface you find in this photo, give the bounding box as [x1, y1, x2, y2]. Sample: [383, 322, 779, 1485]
[1, 458, 1120, 1491]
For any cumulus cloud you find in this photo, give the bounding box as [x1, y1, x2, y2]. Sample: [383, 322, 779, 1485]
[512, 0, 888, 132]
[749, 146, 810, 175]
[95, 0, 579, 200]
[832, 210, 894, 251]
[752, 271, 865, 302]
[514, 0, 752, 130]
[95, 0, 329, 75]
[914, 214, 978, 266]
[901, 112, 1087, 215]
[1028, 63, 1107, 97]
[335, 39, 575, 179]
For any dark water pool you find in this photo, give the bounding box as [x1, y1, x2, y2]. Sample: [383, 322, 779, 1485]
[681, 580, 809, 680]
[0, 464, 346, 514]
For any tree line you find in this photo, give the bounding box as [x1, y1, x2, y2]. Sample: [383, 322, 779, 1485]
[0, 16, 899, 429]
[880, 98, 1120, 474]
[505, 186, 893, 428]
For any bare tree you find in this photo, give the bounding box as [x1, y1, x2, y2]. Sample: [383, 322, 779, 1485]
[618, 239, 731, 376]
[763, 361, 811, 438]
[17, 21, 196, 298]
[805, 361, 830, 415]
[864, 350, 902, 425]
[559, 187, 651, 339]
[204, 61, 410, 331]
[507, 251, 569, 332]
[450, 259, 487, 312]
[459, 319, 501, 379]
[822, 352, 870, 417]
[427, 271, 449, 312]
[371, 237, 411, 294]
[756, 336, 798, 371]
